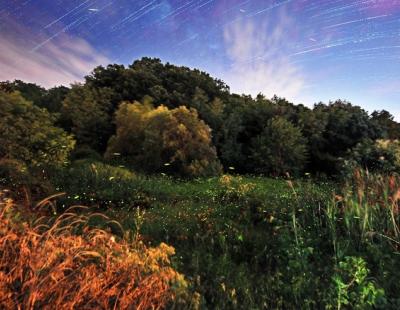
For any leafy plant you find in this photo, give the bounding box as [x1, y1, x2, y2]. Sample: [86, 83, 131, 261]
[328, 256, 386, 309]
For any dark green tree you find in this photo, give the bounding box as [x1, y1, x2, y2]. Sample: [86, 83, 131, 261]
[310, 100, 382, 175]
[61, 84, 113, 152]
[39, 86, 70, 113]
[371, 110, 400, 140]
[249, 117, 308, 176]
[0, 80, 70, 113]
[0, 80, 48, 108]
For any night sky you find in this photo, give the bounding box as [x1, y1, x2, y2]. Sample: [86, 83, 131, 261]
[1, 0, 399, 117]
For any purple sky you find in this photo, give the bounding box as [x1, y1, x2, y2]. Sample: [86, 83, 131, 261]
[1, 0, 399, 117]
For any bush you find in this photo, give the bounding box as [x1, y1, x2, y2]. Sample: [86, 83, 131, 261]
[343, 139, 400, 176]
[105, 102, 222, 178]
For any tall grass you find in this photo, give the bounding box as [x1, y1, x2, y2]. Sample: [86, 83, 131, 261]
[329, 170, 400, 254]
[0, 190, 191, 309]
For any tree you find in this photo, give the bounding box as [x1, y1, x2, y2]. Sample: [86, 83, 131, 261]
[61, 84, 113, 152]
[80, 58, 230, 156]
[249, 117, 308, 176]
[0, 91, 75, 167]
[371, 110, 400, 140]
[311, 100, 382, 175]
[0, 80, 70, 113]
[84, 57, 229, 116]
[219, 95, 279, 173]
[105, 102, 222, 177]
[1, 80, 46, 105]
[39, 86, 70, 113]
[191, 87, 225, 146]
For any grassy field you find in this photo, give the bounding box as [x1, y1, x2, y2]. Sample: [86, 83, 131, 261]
[2, 161, 400, 309]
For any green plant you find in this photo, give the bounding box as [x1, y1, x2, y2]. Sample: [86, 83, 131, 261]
[329, 256, 386, 309]
[49, 161, 153, 209]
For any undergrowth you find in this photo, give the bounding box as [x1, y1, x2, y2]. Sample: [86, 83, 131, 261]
[2, 163, 400, 308]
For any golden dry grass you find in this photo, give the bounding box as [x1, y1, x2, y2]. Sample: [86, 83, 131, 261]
[0, 190, 188, 309]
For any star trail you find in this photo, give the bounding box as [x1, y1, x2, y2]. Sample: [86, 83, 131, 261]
[0, 0, 399, 116]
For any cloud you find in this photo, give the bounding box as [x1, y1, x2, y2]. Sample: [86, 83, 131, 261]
[0, 18, 110, 88]
[222, 14, 304, 100]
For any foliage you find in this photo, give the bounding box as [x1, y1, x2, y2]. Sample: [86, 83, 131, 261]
[3, 59, 400, 177]
[61, 84, 114, 152]
[77, 58, 230, 161]
[85, 58, 229, 109]
[0, 91, 75, 167]
[371, 110, 400, 140]
[310, 101, 383, 175]
[105, 102, 222, 177]
[0, 193, 190, 309]
[342, 139, 400, 175]
[249, 117, 308, 176]
[40, 85, 70, 113]
[0, 80, 46, 105]
[101, 171, 400, 309]
[0, 159, 30, 188]
[219, 95, 309, 174]
[5, 159, 400, 308]
[49, 161, 152, 209]
[219, 95, 277, 172]
[0, 80, 69, 113]
[328, 256, 386, 309]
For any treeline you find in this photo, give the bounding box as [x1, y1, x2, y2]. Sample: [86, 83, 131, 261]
[1, 57, 400, 178]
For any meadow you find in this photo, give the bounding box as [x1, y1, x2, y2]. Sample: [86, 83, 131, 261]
[2, 61, 400, 308]
[2, 160, 398, 309]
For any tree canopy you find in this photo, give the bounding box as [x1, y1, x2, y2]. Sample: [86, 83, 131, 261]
[61, 84, 113, 152]
[105, 101, 222, 177]
[0, 91, 75, 167]
[1, 57, 399, 178]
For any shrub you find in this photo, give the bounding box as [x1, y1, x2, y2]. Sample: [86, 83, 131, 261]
[343, 139, 400, 176]
[0, 194, 190, 309]
[217, 174, 256, 204]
